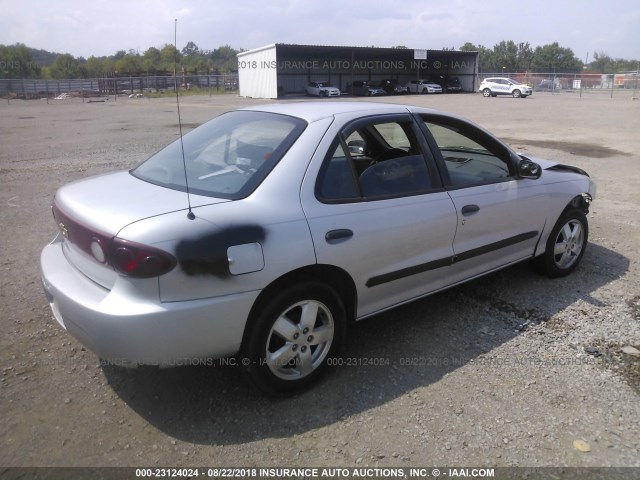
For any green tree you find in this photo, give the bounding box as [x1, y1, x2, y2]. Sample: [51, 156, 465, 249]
[460, 42, 494, 72]
[185, 54, 213, 74]
[84, 56, 105, 77]
[516, 42, 534, 70]
[531, 42, 582, 72]
[50, 53, 80, 78]
[140, 47, 160, 74]
[492, 40, 519, 72]
[143, 47, 161, 64]
[159, 44, 181, 72]
[591, 51, 613, 73]
[115, 51, 142, 75]
[181, 41, 200, 57]
[102, 58, 116, 75]
[208, 44, 240, 73]
[0, 43, 40, 78]
[588, 51, 638, 73]
[459, 42, 478, 51]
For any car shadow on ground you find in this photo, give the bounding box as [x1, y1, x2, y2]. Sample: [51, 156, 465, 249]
[102, 242, 628, 445]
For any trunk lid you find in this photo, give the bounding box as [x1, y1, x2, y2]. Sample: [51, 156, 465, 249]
[52, 171, 228, 288]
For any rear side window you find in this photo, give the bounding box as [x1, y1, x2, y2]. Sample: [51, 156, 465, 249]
[133, 111, 306, 199]
[317, 118, 435, 202]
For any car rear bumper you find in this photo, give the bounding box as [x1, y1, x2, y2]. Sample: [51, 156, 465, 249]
[40, 234, 259, 366]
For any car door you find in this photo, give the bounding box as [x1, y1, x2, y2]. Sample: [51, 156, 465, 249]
[300, 113, 458, 319]
[418, 114, 548, 280]
[497, 79, 511, 94]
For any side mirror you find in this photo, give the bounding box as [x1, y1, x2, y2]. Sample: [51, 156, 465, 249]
[347, 140, 365, 155]
[518, 159, 542, 179]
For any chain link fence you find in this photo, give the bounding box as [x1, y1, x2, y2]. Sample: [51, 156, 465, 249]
[478, 71, 640, 97]
[0, 74, 239, 99]
[2, 72, 638, 100]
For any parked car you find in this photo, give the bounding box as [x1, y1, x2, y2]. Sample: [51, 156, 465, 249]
[306, 81, 341, 97]
[479, 77, 533, 98]
[41, 102, 595, 394]
[379, 79, 409, 94]
[536, 79, 562, 91]
[429, 75, 463, 93]
[349, 80, 386, 96]
[406, 79, 442, 94]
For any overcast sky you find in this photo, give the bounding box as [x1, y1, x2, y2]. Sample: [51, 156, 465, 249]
[1, 0, 639, 61]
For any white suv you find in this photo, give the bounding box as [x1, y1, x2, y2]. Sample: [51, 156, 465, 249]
[478, 77, 533, 98]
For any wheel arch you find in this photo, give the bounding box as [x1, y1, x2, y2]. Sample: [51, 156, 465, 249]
[532, 195, 590, 276]
[241, 264, 357, 347]
[534, 193, 591, 258]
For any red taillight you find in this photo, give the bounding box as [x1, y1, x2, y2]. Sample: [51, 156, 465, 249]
[109, 238, 176, 278]
[52, 199, 176, 278]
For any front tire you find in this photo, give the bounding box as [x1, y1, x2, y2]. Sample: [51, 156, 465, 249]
[534, 208, 588, 277]
[482, 88, 491, 97]
[512, 89, 521, 98]
[242, 283, 346, 394]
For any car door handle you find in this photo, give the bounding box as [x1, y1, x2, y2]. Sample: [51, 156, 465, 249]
[461, 204, 480, 215]
[325, 229, 353, 243]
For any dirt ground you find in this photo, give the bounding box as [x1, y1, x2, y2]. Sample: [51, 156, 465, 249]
[1, 91, 639, 472]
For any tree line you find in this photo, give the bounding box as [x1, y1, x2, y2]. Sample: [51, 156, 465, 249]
[0, 42, 241, 79]
[458, 41, 638, 74]
[1, 40, 638, 80]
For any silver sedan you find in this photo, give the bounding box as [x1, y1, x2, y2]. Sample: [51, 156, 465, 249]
[40, 102, 596, 394]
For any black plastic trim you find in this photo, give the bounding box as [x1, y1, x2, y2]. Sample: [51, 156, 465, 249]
[366, 230, 539, 288]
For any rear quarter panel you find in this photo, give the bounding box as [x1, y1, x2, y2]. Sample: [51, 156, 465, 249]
[116, 116, 336, 303]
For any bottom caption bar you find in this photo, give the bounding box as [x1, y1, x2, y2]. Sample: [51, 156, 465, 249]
[1, 467, 637, 480]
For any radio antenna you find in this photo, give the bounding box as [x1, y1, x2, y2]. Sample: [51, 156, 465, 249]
[174, 18, 195, 220]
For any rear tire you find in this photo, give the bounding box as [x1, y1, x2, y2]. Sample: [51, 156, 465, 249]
[534, 208, 588, 278]
[482, 88, 491, 97]
[242, 282, 346, 394]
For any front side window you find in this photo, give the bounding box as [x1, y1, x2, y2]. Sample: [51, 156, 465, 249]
[133, 111, 306, 199]
[420, 116, 513, 187]
[317, 118, 434, 201]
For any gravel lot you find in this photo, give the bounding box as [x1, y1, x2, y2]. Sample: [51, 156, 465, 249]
[1, 91, 639, 472]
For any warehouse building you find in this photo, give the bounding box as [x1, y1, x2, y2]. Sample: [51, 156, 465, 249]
[237, 43, 479, 99]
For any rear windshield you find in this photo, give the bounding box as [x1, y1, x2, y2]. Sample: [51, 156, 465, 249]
[132, 110, 307, 199]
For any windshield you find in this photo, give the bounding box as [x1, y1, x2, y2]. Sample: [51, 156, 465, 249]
[132, 111, 306, 199]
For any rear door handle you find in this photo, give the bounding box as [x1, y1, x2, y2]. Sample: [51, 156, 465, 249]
[325, 229, 353, 243]
[461, 204, 480, 216]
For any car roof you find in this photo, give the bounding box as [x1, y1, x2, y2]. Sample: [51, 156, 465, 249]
[241, 101, 447, 124]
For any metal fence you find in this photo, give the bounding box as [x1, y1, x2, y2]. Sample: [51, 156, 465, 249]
[2, 72, 638, 99]
[0, 74, 239, 99]
[478, 71, 640, 97]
